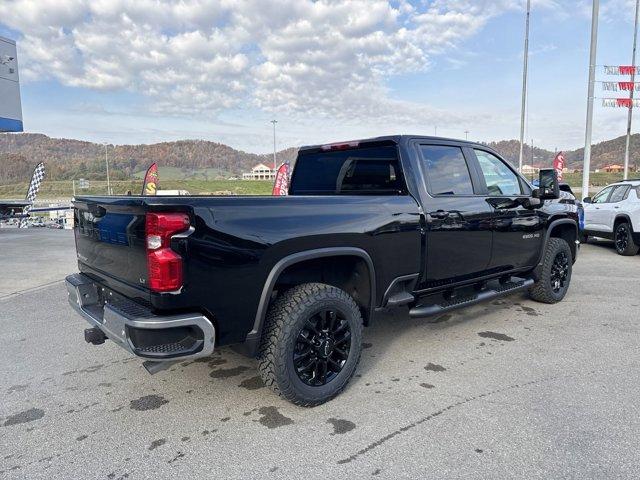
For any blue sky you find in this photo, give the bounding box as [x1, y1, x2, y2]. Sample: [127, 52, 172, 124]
[0, 0, 638, 153]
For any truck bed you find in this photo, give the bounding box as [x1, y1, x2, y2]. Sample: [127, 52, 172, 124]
[72, 194, 422, 347]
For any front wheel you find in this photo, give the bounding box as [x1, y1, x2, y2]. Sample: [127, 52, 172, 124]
[258, 283, 363, 407]
[614, 222, 639, 256]
[529, 237, 573, 304]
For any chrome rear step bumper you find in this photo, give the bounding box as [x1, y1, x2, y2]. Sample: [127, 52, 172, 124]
[65, 273, 215, 362]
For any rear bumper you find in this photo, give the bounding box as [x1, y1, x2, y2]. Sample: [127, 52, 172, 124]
[65, 273, 215, 361]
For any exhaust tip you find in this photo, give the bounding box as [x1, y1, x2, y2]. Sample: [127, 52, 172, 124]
[142, 360, 175, 375]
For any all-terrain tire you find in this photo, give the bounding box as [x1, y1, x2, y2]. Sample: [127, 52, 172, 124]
[614, 222, 639, 256]
[257, 283, 363, 407]
[528, 237, 572, 304]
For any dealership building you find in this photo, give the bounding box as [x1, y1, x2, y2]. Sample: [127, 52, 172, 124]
[0, 36, 23, 132]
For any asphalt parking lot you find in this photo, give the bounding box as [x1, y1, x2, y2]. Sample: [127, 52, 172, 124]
[1, 229, 639, 479]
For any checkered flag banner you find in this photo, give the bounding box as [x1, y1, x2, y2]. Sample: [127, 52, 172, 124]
[18, 162, 46, 228]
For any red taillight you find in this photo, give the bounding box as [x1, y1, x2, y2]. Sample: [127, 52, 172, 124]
[145, 212, 190, 292]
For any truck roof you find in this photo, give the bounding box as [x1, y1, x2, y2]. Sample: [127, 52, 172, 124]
[298, 135, 485, 153]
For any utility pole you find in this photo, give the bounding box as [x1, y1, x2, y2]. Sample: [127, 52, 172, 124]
[518, 0, 531, 173]
[582, 0, 599, 200]
[464, 130, 469, 140]
[624, 0, 640, 180]
[434, 126, 438, 136]
[531, 138, 535, 181]
[103, 142, 111, 195]
[271, 119, 278, 172]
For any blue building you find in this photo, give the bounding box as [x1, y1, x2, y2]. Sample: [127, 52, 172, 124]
[0, 36, 23, 132]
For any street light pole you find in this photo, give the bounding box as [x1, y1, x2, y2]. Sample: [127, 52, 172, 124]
[518, 0, 531, 173]
[624, 0, 640, 180]
[103, 142, 111, 195]
[271, 119, 278, 172]
[582, 0, 600, 199]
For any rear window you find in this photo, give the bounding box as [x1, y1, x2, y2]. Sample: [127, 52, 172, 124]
[289, 145, 405, 195]
[420, 145, 474, 195]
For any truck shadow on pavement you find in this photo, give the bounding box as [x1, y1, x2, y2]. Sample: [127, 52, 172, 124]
[168, 290, 535, 407]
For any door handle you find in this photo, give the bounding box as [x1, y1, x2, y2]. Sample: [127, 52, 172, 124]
[614, 206, 619, 209]
[429, 210, 450, 219]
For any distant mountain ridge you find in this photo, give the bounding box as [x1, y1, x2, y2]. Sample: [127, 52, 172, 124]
[0, 132, 638, 184]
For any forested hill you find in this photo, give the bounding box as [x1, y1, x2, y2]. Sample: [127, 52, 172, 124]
[0, 133, 299, 183]
[487, 134, 640, 170]
[1, 132, 638, 183]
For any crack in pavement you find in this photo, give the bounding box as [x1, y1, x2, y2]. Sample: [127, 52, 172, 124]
[337, 375, 560, 465]
[0, 280, 64, 300]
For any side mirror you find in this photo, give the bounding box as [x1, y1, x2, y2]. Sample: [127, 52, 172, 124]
[582, 197, 592, 204]
[534, 168, 560, 200]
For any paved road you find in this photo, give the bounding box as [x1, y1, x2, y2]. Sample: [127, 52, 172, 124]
[1, 229, 639, 479]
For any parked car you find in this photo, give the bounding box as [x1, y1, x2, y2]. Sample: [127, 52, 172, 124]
[582, 179, 640, 255]
[65, 135, 579, 406]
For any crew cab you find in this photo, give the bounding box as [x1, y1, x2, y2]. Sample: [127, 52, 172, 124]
[582, 179, 640, 255]
[65, 136, 579, 406]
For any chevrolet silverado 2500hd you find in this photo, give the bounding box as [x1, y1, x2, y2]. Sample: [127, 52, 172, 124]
[66, 135, 579, 406]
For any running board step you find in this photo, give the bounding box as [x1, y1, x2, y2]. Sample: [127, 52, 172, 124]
[409, 278, 534, 319]
[386, 291, 415, 307]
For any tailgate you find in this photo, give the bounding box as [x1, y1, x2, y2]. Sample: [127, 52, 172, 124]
[73, 198, 148, 290]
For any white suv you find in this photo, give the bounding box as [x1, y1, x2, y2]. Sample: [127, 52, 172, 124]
[582, 179, 640, 255]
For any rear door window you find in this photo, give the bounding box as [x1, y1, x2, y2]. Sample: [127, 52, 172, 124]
[290, 145, 404, 195]
[419, 145, 474, 195]
[609, 185, 630, 203]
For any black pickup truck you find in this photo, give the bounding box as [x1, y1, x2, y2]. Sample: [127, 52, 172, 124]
[66, 135, 579, 406]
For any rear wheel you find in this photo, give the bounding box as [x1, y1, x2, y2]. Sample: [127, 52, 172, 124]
[529, 237, 572, 304]
[258, 283, 363, 407]
[614, 222, 639, 256]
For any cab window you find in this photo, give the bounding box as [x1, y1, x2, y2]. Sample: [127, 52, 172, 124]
[290, 145, 405, 195]
[420, 145, 474, 195]
[474, 149, 522, 196]
[592, 186, 613, 204]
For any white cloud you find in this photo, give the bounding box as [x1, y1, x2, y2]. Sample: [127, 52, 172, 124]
[0, 0, 567, 131]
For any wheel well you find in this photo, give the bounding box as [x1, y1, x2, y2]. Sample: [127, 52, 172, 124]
[273, 255, 373, 324]
[614, 215, 632, 230]
[550, 223, 577, 261]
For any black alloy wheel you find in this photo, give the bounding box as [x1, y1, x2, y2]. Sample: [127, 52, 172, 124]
[615, 223, 630, 253]
[294, 309, 351, 386]
[258, 282, 363, 406]
[614, 222, 640, 255]
[550, 251, 569, 293]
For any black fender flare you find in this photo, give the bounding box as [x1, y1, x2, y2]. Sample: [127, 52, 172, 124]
[613, 213, 634, 230]
[243, 247, 376, 355]
[537, 218, 578, 267]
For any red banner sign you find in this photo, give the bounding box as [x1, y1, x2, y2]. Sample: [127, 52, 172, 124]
[617, 98, 633, 108]
[272, 162, 290, 196]
[142, 163, 159, 195]
[552, 152, 565, 182]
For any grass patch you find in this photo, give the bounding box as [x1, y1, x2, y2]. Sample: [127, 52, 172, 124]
[0, 179, 273, 199]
